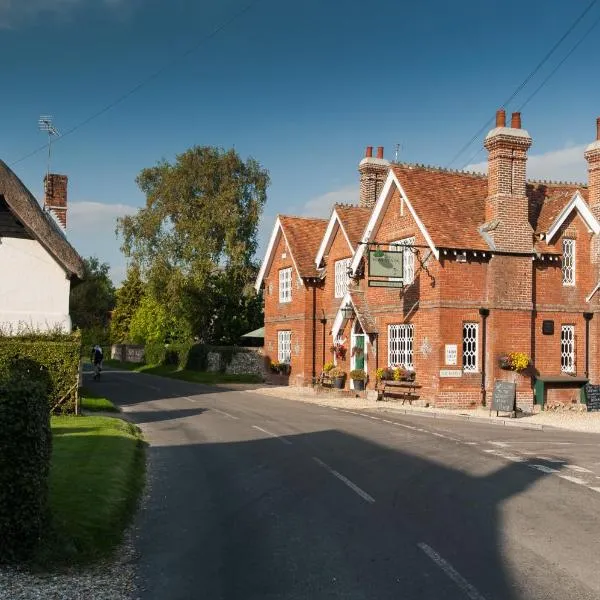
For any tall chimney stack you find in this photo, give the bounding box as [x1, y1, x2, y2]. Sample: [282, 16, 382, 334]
[358, 146, 389, 209]
[483, 109, 533, 252]
[44, 174, 68, 229]
[585, 117, 600, 214]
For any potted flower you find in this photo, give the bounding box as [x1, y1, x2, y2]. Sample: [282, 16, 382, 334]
[330, 367, 346, 389]
[376, 367, 393, 381]
[330, 343, 347, 361]
[270, 360, 281, 373]
[498, 352, 530, 372]
[350, 368, 367, 391]
[323, 361, 334, 373]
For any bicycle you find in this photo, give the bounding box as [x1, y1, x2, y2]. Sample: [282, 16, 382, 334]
[93, 362, 102, 380]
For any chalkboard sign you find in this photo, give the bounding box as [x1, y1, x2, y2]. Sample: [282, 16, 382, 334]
[585, 384, 600, 412]
[492, 380, 516, 416]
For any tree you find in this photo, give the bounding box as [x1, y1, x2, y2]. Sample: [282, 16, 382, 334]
[70, 257, 115, 332]
[110, 266, 145, 343]
[117, 146, 269, 341]
[128, 293, 190, 345]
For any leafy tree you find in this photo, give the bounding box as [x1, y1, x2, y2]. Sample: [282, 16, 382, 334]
[110, 266, 145, 343]
[117, 146, 269, 341]
[70, 257, 115, 332]
[128, 293, 190, 345]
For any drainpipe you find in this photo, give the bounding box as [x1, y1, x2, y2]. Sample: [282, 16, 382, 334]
[319, 310, 327, 372]
[311, 284, 317, 383]
[479, 308, 490, 406]
[584, 312, 593, 380]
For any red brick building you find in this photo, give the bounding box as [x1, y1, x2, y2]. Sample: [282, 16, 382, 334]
[256, 112, 600, 409]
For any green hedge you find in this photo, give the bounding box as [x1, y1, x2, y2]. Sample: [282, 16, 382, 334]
[0, 333, 81, 414]
[0, 379, 51, 562]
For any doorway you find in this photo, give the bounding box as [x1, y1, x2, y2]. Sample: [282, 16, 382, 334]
[351, 321, 366, 389]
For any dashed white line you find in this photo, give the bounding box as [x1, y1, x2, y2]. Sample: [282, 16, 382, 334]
[565, 464, 593, 473]
[558, 474, 588, 486]
[183, 396, 196, 403]
[530, 464, 560, 474]
[489, 441, 510, 447]
[591, 487, 600, 493]
[312, 456, 375, 504]
[252, 425, 292, 445]
[418, 542, 487, 600]
[212, 408, 239, 420]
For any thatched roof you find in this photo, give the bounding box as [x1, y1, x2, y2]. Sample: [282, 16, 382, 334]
[0, 160, 85, 280]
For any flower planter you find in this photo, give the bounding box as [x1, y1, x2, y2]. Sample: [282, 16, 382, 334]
[353, 379, 365, 391]
[333, 376, 345, 389]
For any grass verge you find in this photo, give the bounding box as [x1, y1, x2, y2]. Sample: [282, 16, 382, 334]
[35, 415, 145, 568]
[105, 359, 264, 384]
[80, 387, 119, 412]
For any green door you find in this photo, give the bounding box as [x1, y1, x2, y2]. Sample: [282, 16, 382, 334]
[355, 334, 365, 370]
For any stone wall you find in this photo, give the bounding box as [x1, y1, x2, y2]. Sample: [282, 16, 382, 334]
[206, 347, 266, 376]
[111, 344, 145, 363]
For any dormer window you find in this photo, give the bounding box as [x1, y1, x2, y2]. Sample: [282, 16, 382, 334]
[562, 239, 575, 286]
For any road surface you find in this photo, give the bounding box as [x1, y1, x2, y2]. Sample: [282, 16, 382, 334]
[94, 368, 600, 600]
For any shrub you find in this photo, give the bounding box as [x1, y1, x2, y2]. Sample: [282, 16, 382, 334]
[0, 378, 51, 562]
[330, 368, 345, 378]
[349, 369, 367, 381]
[144, 342, 167, 366]
[323, 361, 334, 372]
[186, 343, 209, 370]
[0, 333, 81, 414]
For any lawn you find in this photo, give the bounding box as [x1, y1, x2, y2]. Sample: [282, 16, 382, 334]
[80, 387, 118, 412]
[36, 415, 145, 567]
[105, 359, 264, 384]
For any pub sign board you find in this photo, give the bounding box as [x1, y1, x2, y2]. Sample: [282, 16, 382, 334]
[368, 249, 404, 279]
[492, 380, 516, 416]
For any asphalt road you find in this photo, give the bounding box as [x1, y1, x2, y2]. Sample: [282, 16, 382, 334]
[93, 369, 600, 600]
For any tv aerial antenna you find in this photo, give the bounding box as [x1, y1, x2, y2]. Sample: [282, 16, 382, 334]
[38, 115, 60, 179]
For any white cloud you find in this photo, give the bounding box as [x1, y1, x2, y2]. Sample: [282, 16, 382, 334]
[301, 184, 359, 218]
[67, 200, 138, 285]
[465, 144, 588, 183]
[0, 0, 129, 27]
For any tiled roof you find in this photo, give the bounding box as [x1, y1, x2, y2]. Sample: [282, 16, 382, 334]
[279, 215, 328, 278]
[349, 289, 378, 333]
[391, 164, 589, 253]
[335, 204, 372, 248]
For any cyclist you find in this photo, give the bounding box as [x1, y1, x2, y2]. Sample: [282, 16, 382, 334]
[91, 345, 104, 380]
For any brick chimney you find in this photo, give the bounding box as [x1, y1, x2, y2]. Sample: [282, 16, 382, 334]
[585, 117, 600, 216]
[483, 110, 533, 252]
[358, 146, 389, 209]
[44, 173, 68, 229]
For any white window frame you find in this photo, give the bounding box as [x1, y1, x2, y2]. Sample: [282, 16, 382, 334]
[390, 237, 415, 285]
[334, 258, 351, 298]
[561, 325, 575, 373]
[562, 238, 575, 286]
[462, 322, 479, 373]
[278, 330, 292, 364]
[388, 324, 414, 369]
[279, 267, 292, 303]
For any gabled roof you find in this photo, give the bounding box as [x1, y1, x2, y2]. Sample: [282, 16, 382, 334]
[315, 204, 371, 267]
[0, 160, 84, 279]
[537, 189, 599, 242]
[331, 290, 378, 339]
[254, 215, 327, 291]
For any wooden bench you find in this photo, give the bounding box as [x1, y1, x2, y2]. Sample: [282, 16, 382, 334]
[376, 380, 422, 404]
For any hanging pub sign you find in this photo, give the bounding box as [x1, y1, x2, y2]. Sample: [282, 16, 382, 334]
[368, 249, 404, 280]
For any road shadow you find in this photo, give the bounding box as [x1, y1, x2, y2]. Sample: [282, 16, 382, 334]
[130, 408, 207, 424]
[131, 427, 580, 600]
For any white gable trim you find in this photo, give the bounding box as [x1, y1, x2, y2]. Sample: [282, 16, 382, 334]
[254, 218, 303, 292]
[315, 209, 354, 267]
[546, 191, 600, 242]
[586, 281, 600, 303]
[331, 292, 353, 340]
[350, 171, 439, 276]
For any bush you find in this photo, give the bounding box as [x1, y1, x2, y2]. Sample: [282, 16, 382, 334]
[144, 342, 167, 366]
[349, 369, 367, 381]
[186, 343, 209, 370]
[0, 378, 51, 562]
[0, 333, 81, 414]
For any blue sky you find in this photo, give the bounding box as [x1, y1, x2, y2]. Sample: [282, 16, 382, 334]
[1, 0, 599, 284]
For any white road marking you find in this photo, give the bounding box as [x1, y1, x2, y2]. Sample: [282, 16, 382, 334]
[382, 419, 394, 424]
[183, 396, 196, 403]
[252, 425, 292, 445]
[591, 487, 600, 493]
[530, 464, 560, 474]
[558, 474, 588, 485]
[418, 542, 487, 600]
[565, 464, 593, 473]
[312, 457, 375, 504]
[465, 442, 478, 445]
[489, 441, 510, 447]
[212, 408, 239, 420]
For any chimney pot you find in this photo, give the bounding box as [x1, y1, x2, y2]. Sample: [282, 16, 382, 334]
[376, 146, 384, 159]
[511, 112, 522, 129]
[596, 117, 600, 141]
[496, 109, 506, 128]
[365, 146, 373, 158]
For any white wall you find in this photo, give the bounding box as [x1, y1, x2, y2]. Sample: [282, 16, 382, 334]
[0, 237, 71, 333]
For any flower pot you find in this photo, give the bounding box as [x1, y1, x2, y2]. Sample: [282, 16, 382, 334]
[353, 379, 365, 391]
[333, 376, 345, 389]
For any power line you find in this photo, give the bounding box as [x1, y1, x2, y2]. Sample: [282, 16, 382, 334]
[10, 0, 262, 168]
[461, 5, 600, 170]
[447, 0, 598, 168]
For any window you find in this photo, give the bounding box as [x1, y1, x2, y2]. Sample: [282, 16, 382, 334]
[388, 324, 414, 368]
[561, 325, 575, 373]
[390, 237, 415, 285]
[462, 322, 479, 372]
[562, 239, 575, 286]
[279, 268, 292, 303]
[335, 259, 351, 298]
[278, 330, 292, 364]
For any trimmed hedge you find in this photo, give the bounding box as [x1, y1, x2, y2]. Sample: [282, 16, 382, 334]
[0, 333, 81, 414]
[0, 379, 51, 562]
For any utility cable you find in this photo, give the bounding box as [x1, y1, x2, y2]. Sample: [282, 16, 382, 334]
[10, 0, 262, 168]
[447, 0, 598, 168]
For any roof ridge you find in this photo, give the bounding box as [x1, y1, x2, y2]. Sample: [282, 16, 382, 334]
[279, 214, 328, 222]
[527, 179, 587, 188]
[393, 162, 487, 179]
